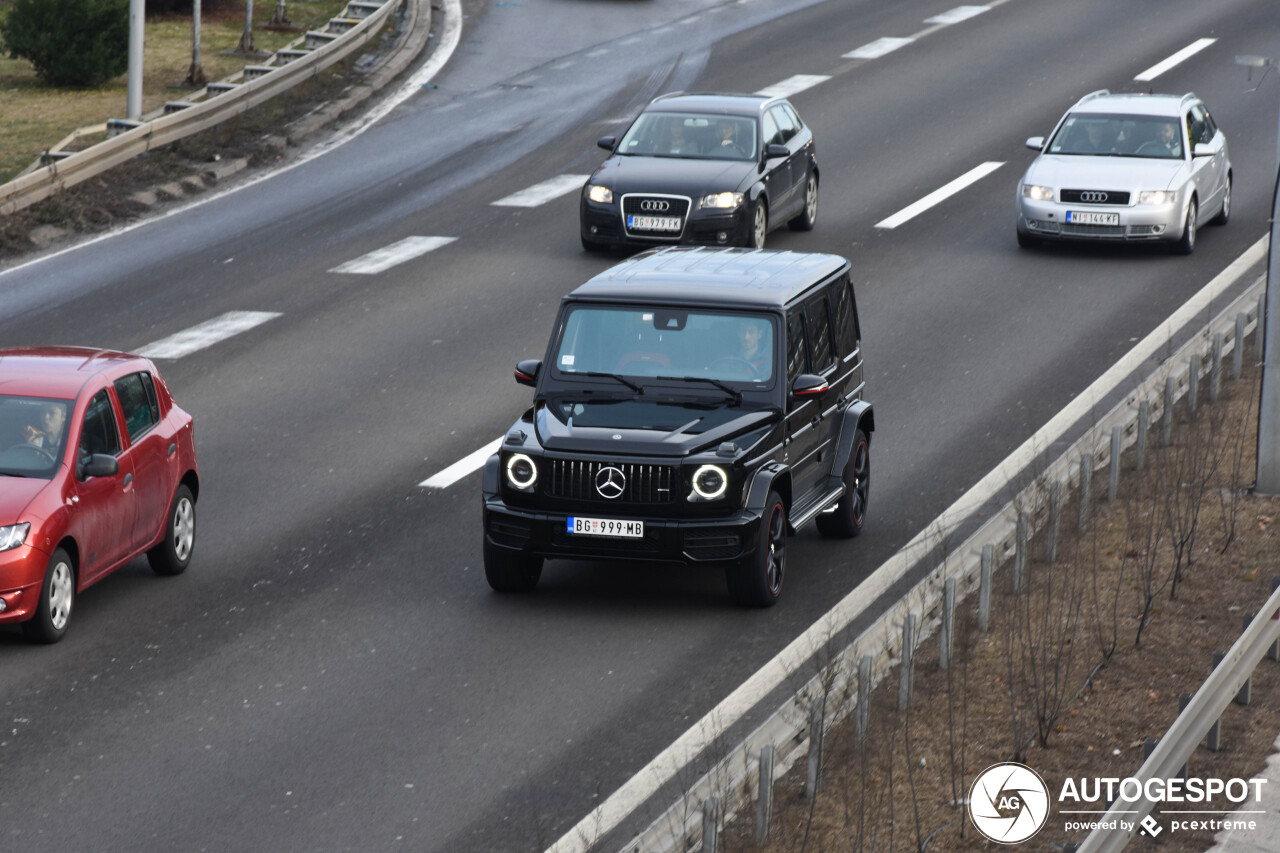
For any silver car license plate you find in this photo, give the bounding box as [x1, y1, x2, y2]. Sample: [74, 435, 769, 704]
[1066, 211, 1119, 226]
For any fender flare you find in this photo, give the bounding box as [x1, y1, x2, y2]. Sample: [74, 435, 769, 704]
[829, 401, 874, 478]
[744, 461, 790, 514]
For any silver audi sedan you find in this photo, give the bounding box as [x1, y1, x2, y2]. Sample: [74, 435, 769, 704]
[1016, 90, 1231, 254]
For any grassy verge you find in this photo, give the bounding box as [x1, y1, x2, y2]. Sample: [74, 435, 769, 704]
[0, 0, 351, 182]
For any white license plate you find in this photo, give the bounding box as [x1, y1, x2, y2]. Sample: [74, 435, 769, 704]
[1066, 211, 1119, 226]
[627, 215, 682, 232]
[567, 516, 645, 538]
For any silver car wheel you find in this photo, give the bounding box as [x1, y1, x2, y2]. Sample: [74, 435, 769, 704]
[173, 497, 195, 562]
[48, 559, 73, 631]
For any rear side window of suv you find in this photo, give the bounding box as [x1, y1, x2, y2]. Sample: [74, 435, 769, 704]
[830, 278, 859, 358]
[804, 295, 835, 373]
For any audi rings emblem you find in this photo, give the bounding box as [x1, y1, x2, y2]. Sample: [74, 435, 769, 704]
[595, 466, 627, 499]
[639, 199, 671, 212]
[1079, 191, 1109, 203]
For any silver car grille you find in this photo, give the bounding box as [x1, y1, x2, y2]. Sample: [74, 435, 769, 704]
[1060, 189, 1131, 206]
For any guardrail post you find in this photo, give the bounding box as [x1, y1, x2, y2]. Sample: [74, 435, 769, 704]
[1259, 294, 1268, 362]
[1143, 736, 1158, 760]
[1046, 481, 1062, 563]
[1188, 355, 1199, 417]
[806, 702, 824, 798]
[857, 655, 872, 744]
[1108, 427, 1122, 501]
[757, 745, 774, 845]
[979, 545, 993, 632]
[1208, 650, 1225, 751]
[1237, 614, 1254, 706]
[1179, 693, 1192, 778]
[1211, 332, 1224, 402]
[941, 578, 956, 669]
[1270, 577, 1280, 662]
[1014, 511, 1029, 593]
[1163, 376, 1176, 447]
[1136, 402, 1149, 472]
[702, 795, 719, 851]
[1078, 455, 1091, 531]
[1234, 313, 1247, 380]
[899, 615, 916, 710]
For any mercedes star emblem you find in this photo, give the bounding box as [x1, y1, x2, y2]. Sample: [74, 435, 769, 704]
[595, 466, 626, 499]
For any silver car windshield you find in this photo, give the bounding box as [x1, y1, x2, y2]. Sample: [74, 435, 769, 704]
[1048, 113, 1185, 159]
[616, 112, 758, 161]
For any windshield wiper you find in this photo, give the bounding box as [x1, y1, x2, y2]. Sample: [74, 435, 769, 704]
[655, 375, 742, 405]
[584, 372, 645, 394]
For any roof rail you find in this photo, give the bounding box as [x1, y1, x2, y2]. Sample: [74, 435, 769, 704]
[1074, 88, 1111, 107]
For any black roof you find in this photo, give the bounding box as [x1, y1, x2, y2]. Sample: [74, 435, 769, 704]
[567, 248, 850, 309]
[646, 93, 776, 117]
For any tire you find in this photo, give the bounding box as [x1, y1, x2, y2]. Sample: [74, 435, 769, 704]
[726, 491, 786, 607]
[483, 538, 543, 593]
[1172, 198, 1197, 255]
[1212, 174, 1231, 225]
[816, 429, 870, 539]
[147, 484, 195, 576]
[747, 200, 768, 249]
[23, 548, 74, 644]
[788, 173, 818, 231]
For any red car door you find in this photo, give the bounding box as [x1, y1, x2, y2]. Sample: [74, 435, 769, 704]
[113, 371, 173, 553]
[72, 386, 137, 584]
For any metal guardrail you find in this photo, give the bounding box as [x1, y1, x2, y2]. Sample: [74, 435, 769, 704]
[0, 0, 403, 217]
[613, 265, 1268, 853]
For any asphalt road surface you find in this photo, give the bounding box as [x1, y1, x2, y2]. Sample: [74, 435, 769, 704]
[1, 0, 1277, 850]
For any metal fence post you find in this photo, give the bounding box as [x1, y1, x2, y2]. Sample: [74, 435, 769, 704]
[1163, 376, 1176, 447]
[806, 703, 824, 798]
[1079, 455, 1091, 531]
[899, 615, 916, 710]
[979, 545, 993, 632]
[1136, 401, 1149, 471]
[941, 578, 956, 669]
[857, 655, 872, 744]
[1046, 481, 1062, 563]
[1188, 355, 1199, 417]
[702, 796, 719, 851]
[1211, 332, 1224, 402]
[757, 745, 774, 845]
[1108, 427, 1122, 501]
[1235, 313, 1247, 380]
[1015, 511, 1029, 592]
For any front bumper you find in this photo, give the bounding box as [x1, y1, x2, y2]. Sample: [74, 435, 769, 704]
[0, 541, 50, 624]
[1016, 197, 1182, 242]
[580, 199, 752, 248]
[484, 496, 763, 565]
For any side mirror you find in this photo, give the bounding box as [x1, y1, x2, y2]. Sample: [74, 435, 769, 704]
[790, 374, 829, 400]
[765, 144, 789, 160]
[1192, 142, 1213, 158]
[515, 359, 542, 388]
[1025, 136, 1045, 151]
[77, 453, 119, 481]
[597, 136, 616, 151]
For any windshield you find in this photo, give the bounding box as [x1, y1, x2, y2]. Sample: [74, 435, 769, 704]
[616, 112, 758, 161]
[553, 305, 776, 387]
[0, 394, 72, 479]
[1048, 113, 1184, 159]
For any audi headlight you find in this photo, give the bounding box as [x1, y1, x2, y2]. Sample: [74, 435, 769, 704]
[586, 185, 614, 204]
[1021, 184, 1054, 201]
[0, 523, 30, 552]
[699, 192, 744, 210]
[1138, 190, 1174, 205]
[689, 465, 729, 501]
[505, 454, 538, 492]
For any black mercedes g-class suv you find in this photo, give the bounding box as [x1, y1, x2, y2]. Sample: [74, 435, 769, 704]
[482, 247, 873, 606]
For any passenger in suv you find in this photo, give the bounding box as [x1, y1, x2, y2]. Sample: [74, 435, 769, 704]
[481, 247, 874, 606]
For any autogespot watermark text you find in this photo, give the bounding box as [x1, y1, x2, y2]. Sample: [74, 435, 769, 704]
[1060, 775, 1268, 804]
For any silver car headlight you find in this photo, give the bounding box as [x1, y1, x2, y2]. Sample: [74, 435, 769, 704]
[689, 465, 729, 501]
[586, 185, 614, 204]
[699, 192, 744, 210]
[0, 522, 30, 552]
[1137, 190, 1174, 205]
[1021, 184, 1054, 201]
[505, 453, 538, 492]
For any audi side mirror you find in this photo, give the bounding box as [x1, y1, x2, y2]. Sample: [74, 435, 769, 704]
[597, 136, 616, 151]
[1025, 136, 1045, 151]
[1192, 142, 1213, 158]
[765, 144, 789, 160]
[515, 359, 542, 388]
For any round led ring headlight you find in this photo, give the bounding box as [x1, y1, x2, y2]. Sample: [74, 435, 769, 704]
[506, 453, 538, 491]
[691, 464, 728, 500]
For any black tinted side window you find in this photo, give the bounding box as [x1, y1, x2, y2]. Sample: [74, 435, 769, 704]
[786, 310, 809, 384]
[80, 389, 121, 457]
[115, 372, 160, 441]
[805, 296, 834, 372]
[830, 279, 859, 358]
[770, 106, 797, 143]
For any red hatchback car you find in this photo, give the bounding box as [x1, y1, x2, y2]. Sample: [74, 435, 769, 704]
[0, 347, 199, 643]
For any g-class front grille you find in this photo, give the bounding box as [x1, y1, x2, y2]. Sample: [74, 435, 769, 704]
[545, 460, 676, 504]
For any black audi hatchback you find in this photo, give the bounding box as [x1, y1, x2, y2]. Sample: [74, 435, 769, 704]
[579, 93, 819, 252]
[482, 247, 873, 607]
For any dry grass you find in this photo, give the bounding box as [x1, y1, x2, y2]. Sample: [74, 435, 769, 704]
[0, 0, 350, 182]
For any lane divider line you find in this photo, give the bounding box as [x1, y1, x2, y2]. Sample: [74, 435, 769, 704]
[136, 311, 282, 360]
[492, 175, 590, 208]
[844, 37, 915, 60]
[924, 5, 990, 25]
[1135, 37, 1216, 82]
[875, 161, 1004, 229]
[328, 236, 457, 275]
[419, 437, 502, 489]
[755, 74, 831, 99]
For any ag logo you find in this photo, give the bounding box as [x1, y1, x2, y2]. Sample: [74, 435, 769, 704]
[968, 762, 1050, 844]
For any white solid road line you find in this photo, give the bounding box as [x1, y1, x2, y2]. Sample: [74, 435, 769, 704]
[875, 161, 1004, 229]
[328, 236, 457, 274]
[845, 37, 915, 60]
[420, 438, 503, 489]
[755, 74, 831, 99]
[136, 311, 282, 360]
[1135, 38, 1217, 82]
[924, 5, 989, 24]
[492, 175, 590, 208]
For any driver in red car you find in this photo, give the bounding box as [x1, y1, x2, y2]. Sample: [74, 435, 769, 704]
[21, 402, 65, 455]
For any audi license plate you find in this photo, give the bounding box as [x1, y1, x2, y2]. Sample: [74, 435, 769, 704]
[627, 215, 682, 232]
[567, 517, 645, 538]
[1065, 211, 1119, 226]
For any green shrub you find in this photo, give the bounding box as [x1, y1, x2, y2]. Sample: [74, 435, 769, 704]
[1, 0, 130, 87]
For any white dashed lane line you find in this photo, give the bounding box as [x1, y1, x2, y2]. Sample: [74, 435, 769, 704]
[136, 311, 282, 359]
[925, 5, 989, 25]
[328, 236, 457, 274]
[420, 438, 502, 489]
[1134, 38, 1216, 82]
[845, 37, 915, 60]
[874, 161, 1004, 229]
[492, 175, 590, 208]
[755, 74, 831, 99]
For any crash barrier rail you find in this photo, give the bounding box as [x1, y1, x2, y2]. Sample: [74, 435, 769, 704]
[1075, 581, 1280, 853]
[0, 0, 403, 217]
[614, 269, 1268, 853]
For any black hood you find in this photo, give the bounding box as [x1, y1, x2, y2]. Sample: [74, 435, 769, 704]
[592, 155, 757, 196]
[533, 399, 777, 458]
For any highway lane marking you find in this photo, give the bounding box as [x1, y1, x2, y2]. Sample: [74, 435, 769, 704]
[543, 234, 1271, 853]
[1135, 38, 1216, 82]
[844, 37, 915, 59]
[874, 161, 1004, 229]
[924, 5, 989, 24]
[492, 175, 590, 208]
[755, 74, 831, 99]
[328, 236, 457, 274]
[136, 311, 282, 360]
[420, 438, 503, 489]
